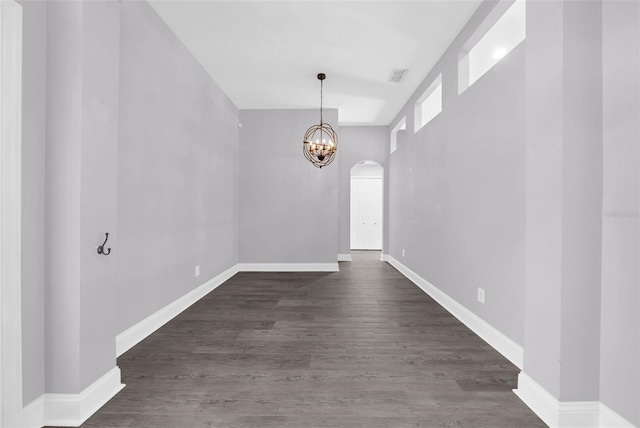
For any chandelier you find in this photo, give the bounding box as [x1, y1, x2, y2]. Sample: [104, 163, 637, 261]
[303, 73, 338, 168]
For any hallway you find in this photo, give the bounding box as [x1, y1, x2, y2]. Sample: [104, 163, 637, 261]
[65, 252, 544, 427]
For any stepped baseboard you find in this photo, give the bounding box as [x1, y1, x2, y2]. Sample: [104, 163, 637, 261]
[514, 372, 637, 428]
[514, 372, 598, 427]
[337, 254, 352, 262]
[22, 395, 44, 428]
[22, 367, 125, 428]
[385, 255, 523, 370]
[238, 263, 339, 272]
[116, 264, 239, 356]
[600, 403, 637, 428]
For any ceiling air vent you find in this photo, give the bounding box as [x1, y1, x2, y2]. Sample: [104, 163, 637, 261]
[388, 69, 408, 83]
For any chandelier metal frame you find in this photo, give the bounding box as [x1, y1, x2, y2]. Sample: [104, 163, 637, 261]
[302, 73, 338, 169]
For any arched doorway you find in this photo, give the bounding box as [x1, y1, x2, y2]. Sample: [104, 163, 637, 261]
[350, 161, 383, 252]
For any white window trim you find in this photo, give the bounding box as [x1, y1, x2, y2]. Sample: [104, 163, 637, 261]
[414, 74, 442, 133]
[390, 116, 406, 154]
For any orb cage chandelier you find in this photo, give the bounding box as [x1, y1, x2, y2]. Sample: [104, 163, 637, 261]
[303, 73, 338, 169]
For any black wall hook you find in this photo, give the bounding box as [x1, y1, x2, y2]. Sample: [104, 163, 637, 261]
[97, 233, 111, 255]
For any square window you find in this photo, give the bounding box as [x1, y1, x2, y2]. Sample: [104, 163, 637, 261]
[459, 0, 526, 94]
[414, 74, 442, 133]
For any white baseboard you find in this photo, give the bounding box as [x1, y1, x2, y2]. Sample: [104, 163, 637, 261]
[558, 401, 601, 428]
[514, 372, 637, 428]
[380, 253, 389, 262]
[514, 372, 592, 428]
[385, 255, 523, 369]
[238, 263, 339, 272]
[22, 367, 125, 427]
[600, 403, 637, 428]
[22, 395, 44, 428]
[382, 258, 637, 428]
[116, 264, 239, 356]
[337, 254, 352, 262]
[117, 262, 340, 357]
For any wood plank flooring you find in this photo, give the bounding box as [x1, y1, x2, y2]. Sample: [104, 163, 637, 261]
[74, 251, 545, 427]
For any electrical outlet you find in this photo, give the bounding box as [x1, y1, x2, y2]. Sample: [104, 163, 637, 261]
[477, 288, 485, 304]
[402, 249, 405, 257]
[195, 265, 200, 277]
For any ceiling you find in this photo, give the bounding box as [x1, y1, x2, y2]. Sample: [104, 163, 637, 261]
[148, 0, 483, 126]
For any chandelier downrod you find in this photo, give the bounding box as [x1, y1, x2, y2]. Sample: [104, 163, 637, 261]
[318, 73, 325, 124]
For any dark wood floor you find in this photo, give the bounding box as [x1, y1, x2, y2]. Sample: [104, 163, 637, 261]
[76, 251, 545, 428]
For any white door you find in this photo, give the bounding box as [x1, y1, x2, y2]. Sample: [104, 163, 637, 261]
[350, 177, 382, 250]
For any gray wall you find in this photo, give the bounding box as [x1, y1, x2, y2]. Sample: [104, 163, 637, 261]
[44, 0, 120, 394]
[387, 0, 638, 424]
[557, 0, 603, 401]
[16, 0, 640, 424]
[44, 0, 90, 394]
[18, 0, 240, 402]
[524, 0, 604, 402]
[601, 1, 640, 424]
[387, 1, 526, 345]
[337, 127, 388, 256]
[117, 0, 240, 332]
[19, 0, 47, 406]
[239, 109, 338, 264]
[78, 0, 121, 390]
[522, 0, 565, 399]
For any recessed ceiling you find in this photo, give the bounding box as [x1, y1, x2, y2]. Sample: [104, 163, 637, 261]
[148, 0, 482, 126]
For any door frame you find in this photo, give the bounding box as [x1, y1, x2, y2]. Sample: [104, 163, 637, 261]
[0, 0, 24, 425]
[349, 161, 384, 252]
